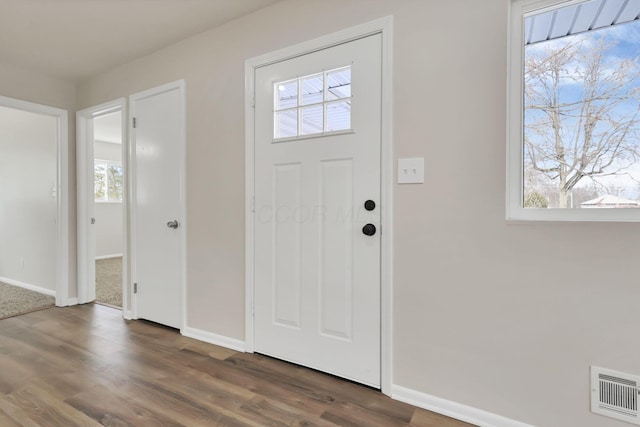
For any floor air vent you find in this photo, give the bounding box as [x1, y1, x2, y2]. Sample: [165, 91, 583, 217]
[591, 366, 640, 425]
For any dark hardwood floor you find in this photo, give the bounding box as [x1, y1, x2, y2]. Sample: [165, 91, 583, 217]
[0, 304, 475, 426]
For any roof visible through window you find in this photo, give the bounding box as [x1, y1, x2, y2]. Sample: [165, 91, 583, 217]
[525, 0, 640, 45]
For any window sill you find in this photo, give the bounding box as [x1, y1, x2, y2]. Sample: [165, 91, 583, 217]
[506, 207, 640, 223]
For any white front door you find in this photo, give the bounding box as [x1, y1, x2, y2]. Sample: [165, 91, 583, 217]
[253, 34, 382, 387]
[130, 81, 185, 329]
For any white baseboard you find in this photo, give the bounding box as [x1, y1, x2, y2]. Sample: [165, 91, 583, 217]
[181, 326, 245, 352]
[123, 310, 134, 320]
[0, 276, 56, 297]
[391, 385, 534, 427]
[95, 254, 123, 260]
[54, 296, 78, 307]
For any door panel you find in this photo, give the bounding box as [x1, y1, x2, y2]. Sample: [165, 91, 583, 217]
[273, 163, 302, 328]
[319, 158, 353, 340]
[131, 83, 184, 329]
[254, 34, 382, 386]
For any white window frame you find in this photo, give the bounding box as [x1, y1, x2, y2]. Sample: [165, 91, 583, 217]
[507, 0, 640, 222]
[94, 158, 123, 203]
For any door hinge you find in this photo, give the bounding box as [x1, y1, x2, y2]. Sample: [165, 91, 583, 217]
[132, 117, 137, 128]
[133, 282, 138, 294]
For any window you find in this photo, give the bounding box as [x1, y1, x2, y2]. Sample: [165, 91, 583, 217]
[94, 159, 123, 202]
[274, 66, 352, 140]
[508, 0, 640, 221]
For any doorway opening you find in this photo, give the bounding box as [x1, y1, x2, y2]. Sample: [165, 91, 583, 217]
[93, 111, 124, 308]
[0, 96, 69, 308]
[76, 99, 128, 315]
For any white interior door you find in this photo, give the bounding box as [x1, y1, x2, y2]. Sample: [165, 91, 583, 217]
[77, 114, 97, 304]
[130, 81, 185, 329]
[253, 34, 382, 387]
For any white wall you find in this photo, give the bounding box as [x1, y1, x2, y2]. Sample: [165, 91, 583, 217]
[93, 140, 123, 258]
[75, 1, 640, 426]
[0, 106, 57, 291]
[0, 62, 76, 298]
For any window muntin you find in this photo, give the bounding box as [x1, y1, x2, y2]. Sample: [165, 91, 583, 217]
[95, 159, 123, 202]
[274, 66, 352, 140]
[508, 0, 640, 221]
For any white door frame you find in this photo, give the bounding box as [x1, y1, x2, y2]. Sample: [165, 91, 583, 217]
[129, 80, 187, 329]
[0, 95, 69, 307]
[244, 16, 394, 395]
[76, 98, 128, 315]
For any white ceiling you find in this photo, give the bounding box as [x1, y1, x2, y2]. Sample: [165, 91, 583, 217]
[0, 0, 282, 82]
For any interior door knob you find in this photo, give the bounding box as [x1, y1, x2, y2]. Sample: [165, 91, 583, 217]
[362, 223, 376, 236]
[167, 220, 179, 229]
[364, 200, 376, 211]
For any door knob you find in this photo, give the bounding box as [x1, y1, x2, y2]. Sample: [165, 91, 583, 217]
[167, 220, 179, 229]
[362, 223, 376, 236]
[364, 200, 376, 211]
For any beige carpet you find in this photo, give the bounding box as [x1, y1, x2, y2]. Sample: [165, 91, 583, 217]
[96, 257, 122, 308]
[0, 281, 55, 320]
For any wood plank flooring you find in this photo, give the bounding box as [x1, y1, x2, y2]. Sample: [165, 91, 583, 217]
[0, 304, 475, 426]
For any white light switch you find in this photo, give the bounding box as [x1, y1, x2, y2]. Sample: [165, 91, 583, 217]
[397, 157, 424, 184]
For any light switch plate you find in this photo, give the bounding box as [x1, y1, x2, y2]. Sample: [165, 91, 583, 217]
[397, 157, 424, 184]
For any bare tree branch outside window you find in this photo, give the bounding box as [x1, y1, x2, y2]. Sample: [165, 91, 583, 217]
[524, 25, 640, 208]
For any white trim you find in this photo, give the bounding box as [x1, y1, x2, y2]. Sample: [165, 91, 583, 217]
[244, 16, 394, 393]
[392, 385, 534, 427]
[76, 107, 93, 304]
[179, 82, 188, 333]
[67, 297, 78, 306]
[0, 95, 69, 307]
[76, 98, 127, 307]
[95, 254, 123, 260]
[0, 277, 56, 297]
[244, 52, 255, 351]
[120, 100, 130, 316]
[181, 327, 246, 352]
[379, 16, 394, 396]
[129, 80, 187, 329]
[507, 0, 640, 222]
[129, 94, 138, 320]
[57, 107, 70, 307]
